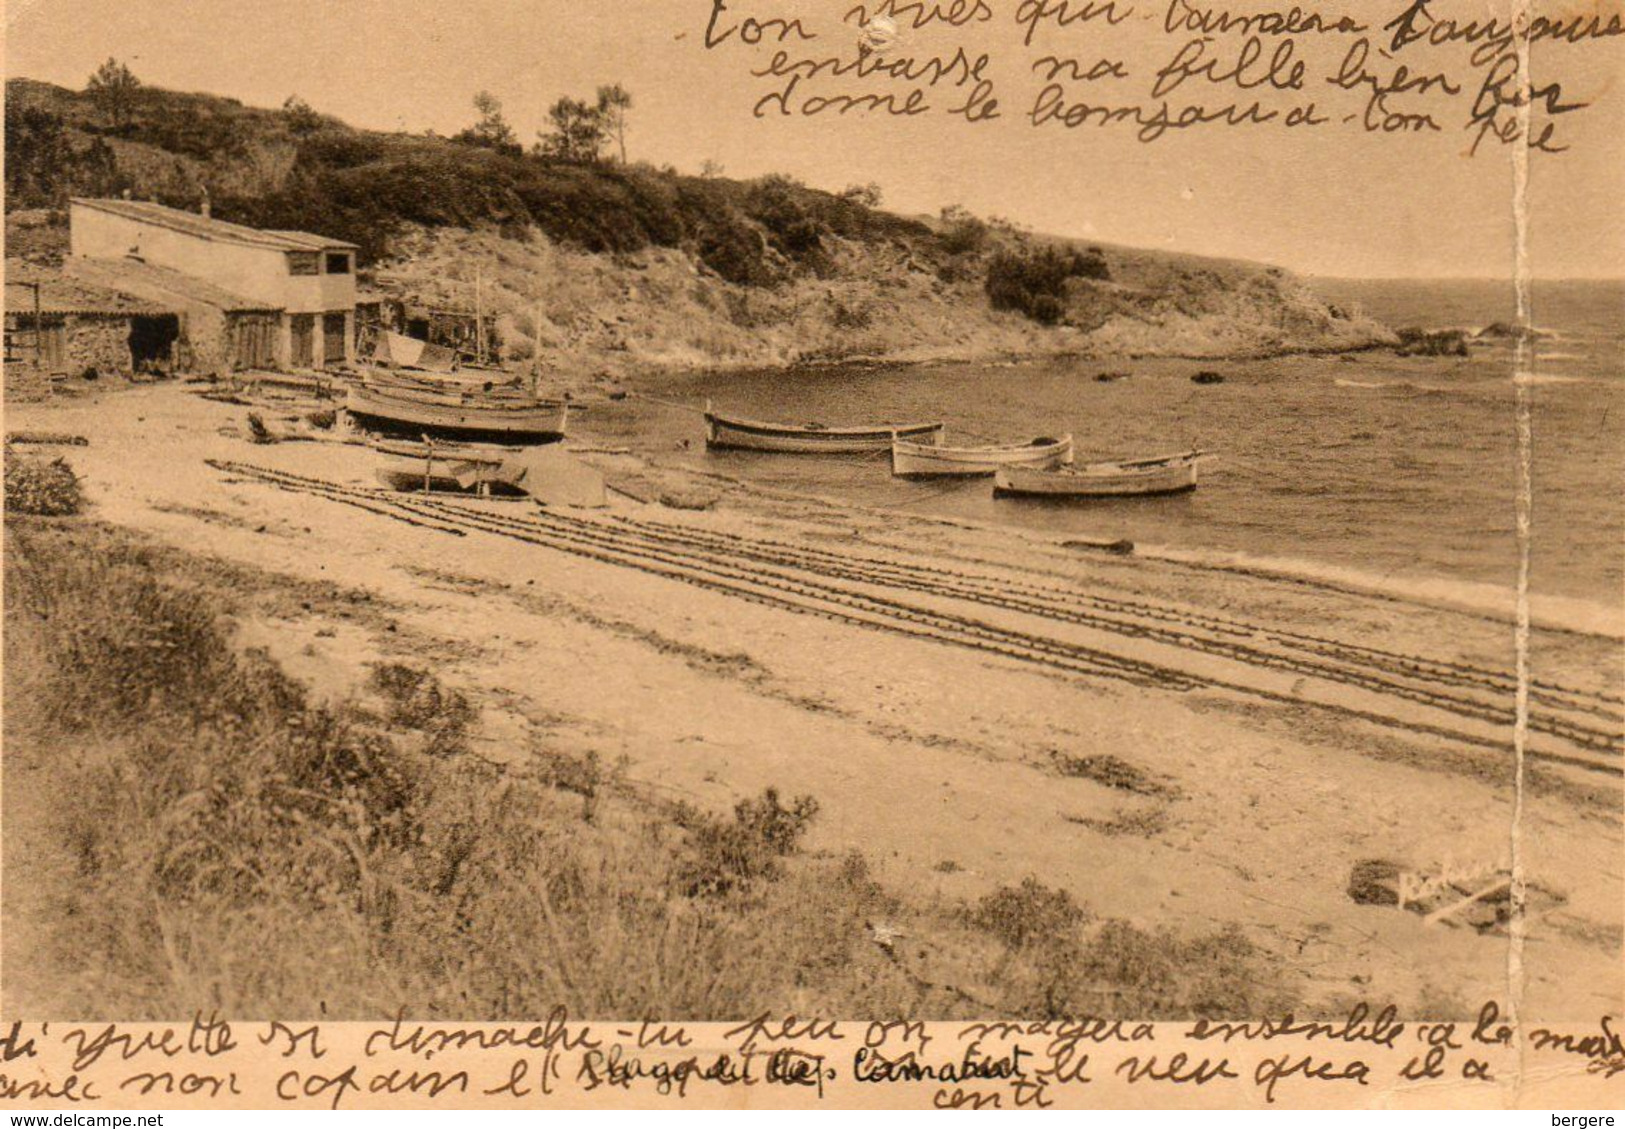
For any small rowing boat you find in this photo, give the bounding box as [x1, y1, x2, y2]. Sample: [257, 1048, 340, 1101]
[348, 382, 570, 443]
[891, 434, 1073, 477]
[994, 450, 1210, 498]
[373, 440, 528, 495]
[704, 404, 944, 454]
[372, 439, 607, 506]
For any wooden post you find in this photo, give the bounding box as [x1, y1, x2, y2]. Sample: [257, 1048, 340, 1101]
[32, 281, 42, 368]
[474, 266, 486, 365]
[531, 300, 543, 397]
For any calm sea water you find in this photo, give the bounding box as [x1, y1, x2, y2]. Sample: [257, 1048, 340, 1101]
[597, 279, 1624, 621]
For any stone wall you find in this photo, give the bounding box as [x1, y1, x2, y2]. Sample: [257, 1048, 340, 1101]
[178, 306, 233, 374]
[64, 316, 132, 377]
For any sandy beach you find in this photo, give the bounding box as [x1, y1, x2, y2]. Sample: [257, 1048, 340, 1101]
[5, 377, 1622, 1021]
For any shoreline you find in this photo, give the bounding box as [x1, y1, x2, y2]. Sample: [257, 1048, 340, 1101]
[576, 337, 1399, 384]
[632, 453, 1623, 641]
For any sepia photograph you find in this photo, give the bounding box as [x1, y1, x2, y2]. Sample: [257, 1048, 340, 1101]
[1, 0, 1621, 1111]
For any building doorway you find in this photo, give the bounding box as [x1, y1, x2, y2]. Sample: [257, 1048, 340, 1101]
[231, 314, 279, 371]
[128, 315, 179, 375]
[290, 314, 315, 368]
[322, 312, 347, 367]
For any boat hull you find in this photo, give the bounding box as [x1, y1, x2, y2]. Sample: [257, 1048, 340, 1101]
[348, 384, 569, 443]
[705, 412, 944, 454]
[892, 435, 1073, 478]
[373, 440, 529, 495]
[995, 455, 1200, 498]
[375, 457, 529, 495]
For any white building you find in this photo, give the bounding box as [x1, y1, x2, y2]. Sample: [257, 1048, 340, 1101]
[68, 197, 359, 370]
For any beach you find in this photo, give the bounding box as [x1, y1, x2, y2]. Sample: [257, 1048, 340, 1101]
[4, 377, 1620, 1020]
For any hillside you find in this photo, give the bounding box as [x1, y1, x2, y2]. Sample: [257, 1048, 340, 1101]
[5, 77, 1392, 371]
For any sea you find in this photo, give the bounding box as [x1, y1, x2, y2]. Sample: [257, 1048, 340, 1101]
[603, 279, 1624, 634]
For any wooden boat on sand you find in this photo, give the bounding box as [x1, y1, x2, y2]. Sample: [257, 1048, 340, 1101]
[704, 404, 944, 454]
[994, 450, 1210, 498]
[348, 381, 569, 443]
[373, 439, 607, 506]
[374, 441, 529, 496]
[892, 434, 1073, 478]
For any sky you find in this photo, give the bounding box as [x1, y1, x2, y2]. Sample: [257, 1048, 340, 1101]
[6, 0, 1623, 278]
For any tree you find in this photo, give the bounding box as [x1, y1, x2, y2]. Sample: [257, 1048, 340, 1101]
[454, 90, 520, 155]
[86, 57, 141, 131]
[5, 105, 76, 206]
[595, 83, 632, 164]
[4, 104, 127, 208]
[537, 96, 606, 163]
[282, 95, 324, 139]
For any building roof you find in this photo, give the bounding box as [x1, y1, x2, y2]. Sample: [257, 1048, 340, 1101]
[4, 261, 172, 317]
[70, 198, 359, 253]
[65, 256, 282, 314]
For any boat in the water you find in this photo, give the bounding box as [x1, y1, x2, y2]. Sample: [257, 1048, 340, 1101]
[347, 381, 570, 443]
[373, 440, 529, 496]
[994, 450, 1209, 498]
[704, 404, 944, 454]
[892, 434, 1073, 478]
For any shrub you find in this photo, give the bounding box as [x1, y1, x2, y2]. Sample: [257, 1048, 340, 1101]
[830, 298, 872, 329]
[747, 174, 827, 260]
[6, 524, 422, 912]
[967, 878, 1294, 1019]
[676, 787, 820, 897]
[5, 455, 83, 515]
[972, 877, 1088, 950]
[367, 662, 475, 757]
[939, 204, 989, 256]
[986, 245, 1111, 325]
[1069, 920, 1294, 1018]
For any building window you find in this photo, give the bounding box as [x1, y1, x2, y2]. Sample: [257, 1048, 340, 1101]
[325, 253, 351, 275]
[287, 252, 319, 276]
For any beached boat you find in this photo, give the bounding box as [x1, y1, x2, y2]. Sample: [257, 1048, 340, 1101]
[347, 381, 569, 443]
[362, 332, 523, 390]
[365, 367, 522, 394]
[704, 406, 944, 454]
[892, 434, 1073, 478]
[373, 440, 529, 495]
[372, 439, 607, 506]
[994, 451, 1208, 498]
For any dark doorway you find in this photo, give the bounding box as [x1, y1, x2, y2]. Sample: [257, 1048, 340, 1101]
[128, 315, 179, 375]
